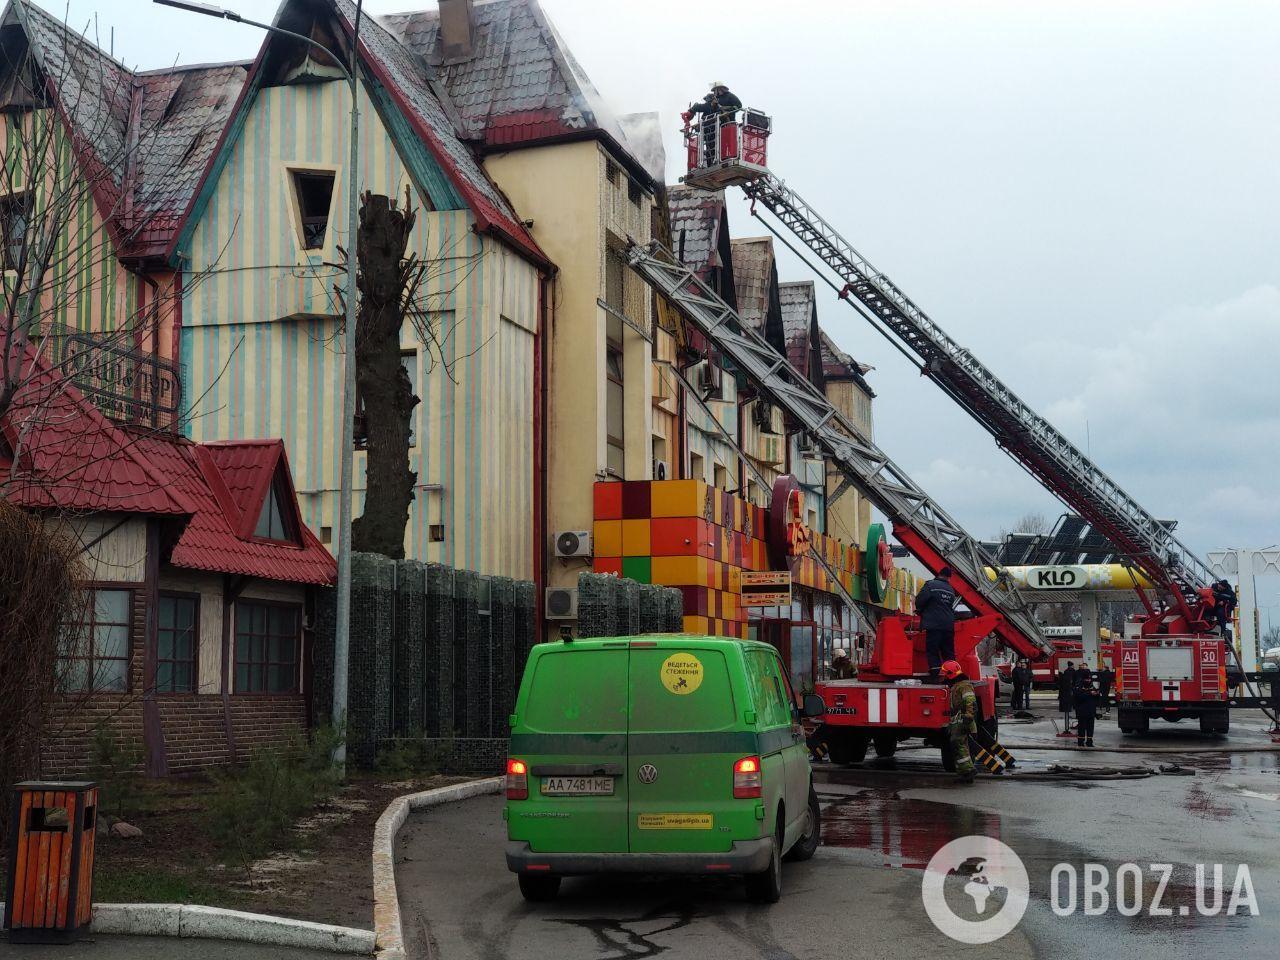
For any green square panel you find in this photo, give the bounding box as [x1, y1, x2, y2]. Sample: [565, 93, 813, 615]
[622, 556, 652, 584]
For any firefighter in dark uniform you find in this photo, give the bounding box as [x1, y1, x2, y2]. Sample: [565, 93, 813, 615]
[915, 566, 959, 682]
[1074, 675, 1100, 747]
[687, 82, 743, 165]
[941, 659, 977, 783]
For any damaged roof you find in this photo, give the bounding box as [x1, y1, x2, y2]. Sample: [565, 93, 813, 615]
[2, 0, 247, 260]
[821, 330, 875, 396]
[779, 280, 819, 376]
[379, 0, 655, 186]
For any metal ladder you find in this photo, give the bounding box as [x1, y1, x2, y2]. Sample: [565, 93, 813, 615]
[741, 173, 1214, 606]
[625, 240, 1049, 660]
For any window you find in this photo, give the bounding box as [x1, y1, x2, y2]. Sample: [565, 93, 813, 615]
[234, 602, 300, 694]
[291, 170, 335, 250]
[156, 594, 197, 694]
[254, 479, 296, 542]
[628, 180, 642, 206]
[606, 345, 624, 476]
[605, 246, 625, 313]
[690, 451, 705, 483]
[605, 160, 621, 187]
[1, 192, 28, 272]
[60, 589, 131, 692]
[713, 462, 728, 491]
[401, 350, 417, 447]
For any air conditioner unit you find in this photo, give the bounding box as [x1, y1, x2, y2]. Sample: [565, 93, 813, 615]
[553, 530, 592, 558]
[545, 587, 579, 620]
[653, 459, 669, 481]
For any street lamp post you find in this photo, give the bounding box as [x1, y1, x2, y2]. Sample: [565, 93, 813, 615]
[155, 0, 363, 770]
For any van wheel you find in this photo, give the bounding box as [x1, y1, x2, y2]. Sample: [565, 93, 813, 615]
[745, 821, 783, 904]
[872, 733, 897, 758]
[828, 730, 868, 765]
[518, 873, 561, 902]
[785, 787, 821, 863]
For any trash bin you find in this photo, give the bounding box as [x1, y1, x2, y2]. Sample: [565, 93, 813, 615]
[4, 782, 98, 943]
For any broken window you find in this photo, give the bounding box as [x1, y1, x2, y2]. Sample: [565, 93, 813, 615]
[291, 171, 335, 250]
[606, 345, 625, 477]
[0, 192, 29, 272]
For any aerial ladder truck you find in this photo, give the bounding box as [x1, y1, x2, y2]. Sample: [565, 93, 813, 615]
[668, 103, 1279, 739]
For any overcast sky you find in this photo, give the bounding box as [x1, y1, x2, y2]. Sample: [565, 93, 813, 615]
[51, 0, 1280, 614]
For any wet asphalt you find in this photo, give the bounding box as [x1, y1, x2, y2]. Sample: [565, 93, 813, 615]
[395, 698, 1280, 960]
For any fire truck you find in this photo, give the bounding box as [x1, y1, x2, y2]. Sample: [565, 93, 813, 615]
[1027, 627, 1115, 687]
[620, 101, 1277, 762]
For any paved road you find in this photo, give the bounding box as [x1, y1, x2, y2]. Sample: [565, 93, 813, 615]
[0, 936, 339, 959]
[396, 712, 1280, 960]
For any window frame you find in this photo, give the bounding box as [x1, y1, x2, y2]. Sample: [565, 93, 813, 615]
[155, 591, 200, 696]
[233, 599, 303, 696]
[0, 190, 31, 273]
[285, 165, 339, 253]
[249, 475, 300, 545]
[59, 586, 134, 694]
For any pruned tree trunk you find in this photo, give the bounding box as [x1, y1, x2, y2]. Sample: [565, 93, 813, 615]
[351, 191, 419, 559]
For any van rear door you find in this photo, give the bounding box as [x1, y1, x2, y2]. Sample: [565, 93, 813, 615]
[510, 645, 629, 853]
[626, 642, 757, 853]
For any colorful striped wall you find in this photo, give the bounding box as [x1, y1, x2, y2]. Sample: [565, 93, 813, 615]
[180, 81, 539, 579]
[593, 479, 919, 638]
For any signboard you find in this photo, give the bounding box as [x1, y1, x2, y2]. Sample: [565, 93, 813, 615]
[1022, 565, 1088, 590]
[54, 333, 182, 428]
[737, 570, 792, 608]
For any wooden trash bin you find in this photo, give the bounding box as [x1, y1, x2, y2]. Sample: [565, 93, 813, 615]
[4, 782, 98, 943]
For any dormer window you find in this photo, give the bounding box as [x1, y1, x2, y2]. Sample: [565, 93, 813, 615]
[291, 170, 335, 250]
[254, 477, 297, 542]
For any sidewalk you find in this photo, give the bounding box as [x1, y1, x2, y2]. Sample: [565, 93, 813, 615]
[0, 934, 340, 959]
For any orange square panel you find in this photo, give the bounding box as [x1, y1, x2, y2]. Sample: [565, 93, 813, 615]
[593, 520, 622, 558]
[621, 518, 652, 557]
[651, 479, 705, 518]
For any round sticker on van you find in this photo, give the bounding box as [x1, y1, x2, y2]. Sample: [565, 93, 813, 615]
[661, 653, 703, 695]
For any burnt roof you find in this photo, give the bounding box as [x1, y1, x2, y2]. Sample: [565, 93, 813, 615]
[729, 236, 775, 331]
[668, 185, 726, 279]
[820, 329, 875, 396]
[379, 0, 656, 186]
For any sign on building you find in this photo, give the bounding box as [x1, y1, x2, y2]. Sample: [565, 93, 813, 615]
[737, 570, 793, 607]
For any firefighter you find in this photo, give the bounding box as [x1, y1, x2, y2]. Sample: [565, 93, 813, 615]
[915, 566, 959, 682]
[686, 82, 743, 164]
[1097, 664, 1114, 717]
[1213, 580, 1237, 638]
[832, 647, 855, 680]
[1074, 676, 1099, 747]
[1057, 661, 1076, 729]
[941, 659, 977, 783]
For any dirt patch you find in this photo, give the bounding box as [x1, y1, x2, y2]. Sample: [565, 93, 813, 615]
[0, 773, 469, 929]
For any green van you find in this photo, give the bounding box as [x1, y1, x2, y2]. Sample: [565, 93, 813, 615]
[504, 635, 824, 903]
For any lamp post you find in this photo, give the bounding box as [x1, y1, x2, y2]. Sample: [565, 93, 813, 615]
[155, 0, 363, 770]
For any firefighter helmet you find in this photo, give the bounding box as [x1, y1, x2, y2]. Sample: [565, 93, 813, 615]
[940, 660, 963, 679]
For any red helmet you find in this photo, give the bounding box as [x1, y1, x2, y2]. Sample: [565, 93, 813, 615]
[940, 660, 963, 679]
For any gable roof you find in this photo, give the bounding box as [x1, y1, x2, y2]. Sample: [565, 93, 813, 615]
[170, 0, 550, 273]
[669, 185, 727, 280]
[779, 280, 818, 376]
[2, 1, 248, 261]
[730, 236, 776, 331]
[1, 347, 334, 585]
[134, 434, 335, 585]
[380, 0, 656, 187]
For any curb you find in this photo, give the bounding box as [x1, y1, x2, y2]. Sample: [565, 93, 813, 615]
[0, 902, 374, 954]
[372, 777, 503, 960]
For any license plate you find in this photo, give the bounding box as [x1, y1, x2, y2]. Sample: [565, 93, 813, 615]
[541, 776, 614, 796]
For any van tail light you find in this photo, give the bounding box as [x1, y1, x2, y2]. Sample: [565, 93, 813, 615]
[506, 758, 528, 800]
[733, 755, 762, 799]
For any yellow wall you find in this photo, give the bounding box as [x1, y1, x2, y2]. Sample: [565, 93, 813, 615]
[485, 140, 654, 592]
[824, 379, 875, 545]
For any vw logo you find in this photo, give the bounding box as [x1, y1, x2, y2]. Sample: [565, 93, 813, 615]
[637, 763, 658, 784]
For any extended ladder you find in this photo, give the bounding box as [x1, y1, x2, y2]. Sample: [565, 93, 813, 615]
[625, 240, 1048, 660]
[740, 174, 1214, 609]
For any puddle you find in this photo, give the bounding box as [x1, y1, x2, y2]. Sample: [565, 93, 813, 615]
[819, 789, 1002, 869]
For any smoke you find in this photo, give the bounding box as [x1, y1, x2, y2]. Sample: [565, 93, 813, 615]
[617, 111, 667, 184]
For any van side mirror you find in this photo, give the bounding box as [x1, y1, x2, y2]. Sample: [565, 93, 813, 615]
[801, 693, 825, 718]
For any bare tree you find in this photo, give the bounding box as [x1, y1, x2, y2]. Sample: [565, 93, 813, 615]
[341, 187, 491, 558]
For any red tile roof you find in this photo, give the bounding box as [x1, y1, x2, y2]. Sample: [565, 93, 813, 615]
[2, 348, 335, 586]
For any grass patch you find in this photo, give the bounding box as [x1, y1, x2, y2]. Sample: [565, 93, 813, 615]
[94, 863, 246, 908]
